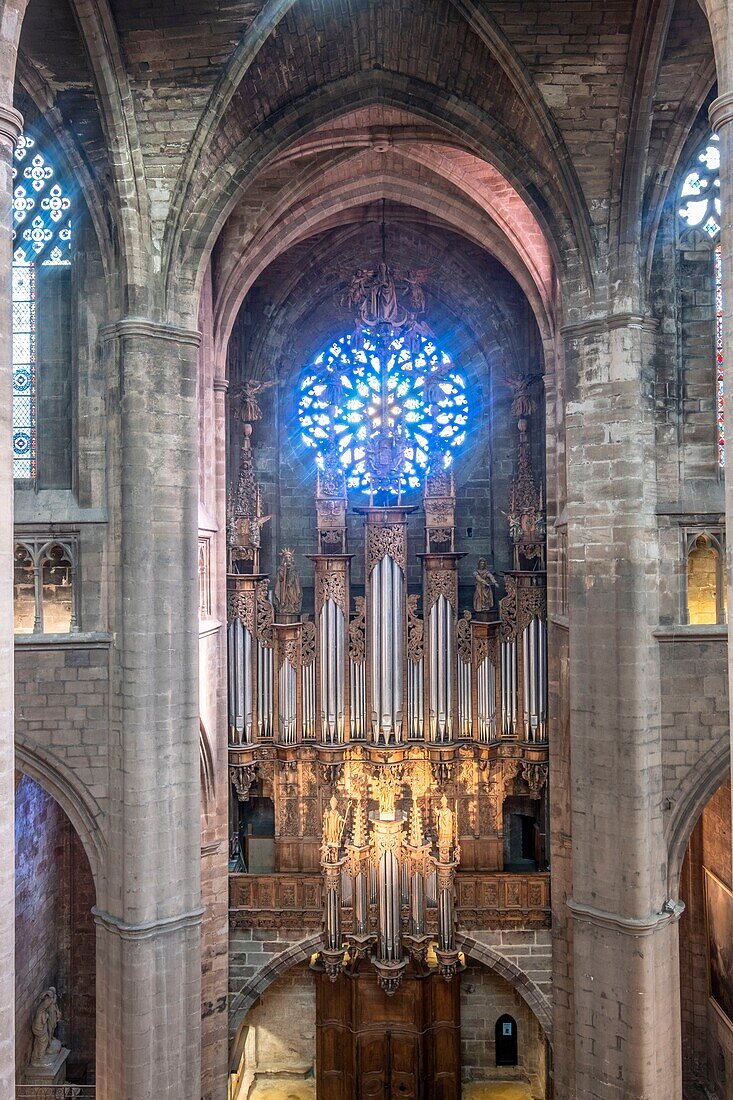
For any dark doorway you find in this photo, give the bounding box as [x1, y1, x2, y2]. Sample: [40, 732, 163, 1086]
[495, 1013, 518, 1067]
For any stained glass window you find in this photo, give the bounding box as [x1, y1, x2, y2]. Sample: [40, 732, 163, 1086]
[11, 134, 72, 479]
[298, 330, 469, 492]
[678, 134, 724, 466]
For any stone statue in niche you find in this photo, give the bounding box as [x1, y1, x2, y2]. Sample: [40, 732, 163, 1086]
[274, 548, 302, 617]
[30, 988, 62, 1065]
[473, 558, 497, 614]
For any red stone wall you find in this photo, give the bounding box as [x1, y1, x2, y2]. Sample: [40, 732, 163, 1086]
[680, 776, 733, 1096]
[14, 774, 96, 1081]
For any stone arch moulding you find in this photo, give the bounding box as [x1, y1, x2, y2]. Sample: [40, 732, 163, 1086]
[665, 734, 730, 898]
[14, 735, 106, 889]
[227, 931, 552, 1050]
[178, 71, 589, 311]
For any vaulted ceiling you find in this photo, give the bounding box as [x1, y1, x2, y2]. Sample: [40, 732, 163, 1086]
[13, 0, 717, 326]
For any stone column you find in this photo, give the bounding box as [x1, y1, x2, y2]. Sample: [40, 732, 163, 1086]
[710, 93, 733, 894]
[0, 101, 22, 1100]
[95, 319, 203, 1100]
[563, 314, 683, 1099]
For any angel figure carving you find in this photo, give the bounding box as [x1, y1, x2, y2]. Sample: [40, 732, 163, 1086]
[233, 377, 277, 424]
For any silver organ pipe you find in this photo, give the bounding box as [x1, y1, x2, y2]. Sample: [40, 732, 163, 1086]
[476, 656, 497, 742]
[257, 641, 273, 738]
[228, 619, 246, 743]
[278, 658, 297, 744]
[429, 594, 453, 742]
[350, 658, 365, 739]
[371, 555, 403, 743]
[523, 616, 547, 742]
[320, 598, 345, 743]
[458, 653, 471, 739]
[302, 659, 316, 740]
[501, 638, 517, 736]
[408, 656, 423, 739]
[378, 850, 402, 963]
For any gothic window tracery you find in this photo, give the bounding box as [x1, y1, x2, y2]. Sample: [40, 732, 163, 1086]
[298, 330, 469, 492]
[12, 134, 73, 480]
[677, 134, 724, 466]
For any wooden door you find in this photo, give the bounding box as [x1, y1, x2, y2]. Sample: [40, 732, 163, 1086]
[357, 1028, 420, 1098]
[316, 968, 460, 1099]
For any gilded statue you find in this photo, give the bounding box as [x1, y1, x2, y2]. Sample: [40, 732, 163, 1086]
[371, 767, 403, 819]
[30, 987, 62, 1065]
[274, 548, 302, 616]
[321, 796, 346, 855]
[436, 795, 455, 861]
[473, 558, 497, 614]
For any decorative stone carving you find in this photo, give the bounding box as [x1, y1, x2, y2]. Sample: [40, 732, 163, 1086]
[436, 795, 456, 862]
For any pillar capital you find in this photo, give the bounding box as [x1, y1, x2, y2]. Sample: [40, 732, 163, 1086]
[0, 104, 22, 146]
[99, 316, 201, 347]
[213, 376, 229, 393]
[710, 91, 733, 134]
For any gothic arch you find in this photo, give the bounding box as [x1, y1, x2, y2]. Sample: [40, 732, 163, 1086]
[228, 932, 552, 1050]
[14, 734, 106, 889]
[174, 71, 588, 309]
[666, 735, 730, 897]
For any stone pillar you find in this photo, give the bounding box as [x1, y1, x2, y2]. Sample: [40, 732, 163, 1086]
[95, 319, 203, 1100]
[710, 93, 733, 893]
[0, 101, 22, 1100]
[563, 315, 683, 1098]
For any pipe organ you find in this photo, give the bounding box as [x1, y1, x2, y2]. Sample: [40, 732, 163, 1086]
[226, 273, 549, 997]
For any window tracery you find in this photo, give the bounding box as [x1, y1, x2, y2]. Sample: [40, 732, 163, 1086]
[677, 134, 724, 466]
[298, 330, 469, 492]
[11, 134, 73, 479]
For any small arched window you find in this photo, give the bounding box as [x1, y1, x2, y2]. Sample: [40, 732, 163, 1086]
[12, 134, 73, 482]
[677, 134, 724, 467]
[13, 536, 77, 635]
[686, 530, 727, 625]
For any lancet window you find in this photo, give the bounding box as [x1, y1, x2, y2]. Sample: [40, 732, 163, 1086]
[685, 529, 727, 625]
[677, 134, 724, 466]
[12, 134, 72, 480]
[13, 536, 78, 634]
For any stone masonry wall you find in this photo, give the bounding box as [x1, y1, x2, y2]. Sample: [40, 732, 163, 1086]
[680, 777, 733, 1099]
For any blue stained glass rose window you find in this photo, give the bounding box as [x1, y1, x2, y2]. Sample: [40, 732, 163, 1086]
[298, 330, 469, 492]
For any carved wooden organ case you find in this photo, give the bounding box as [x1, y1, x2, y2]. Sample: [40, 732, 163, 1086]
[227, 385, 550, 988]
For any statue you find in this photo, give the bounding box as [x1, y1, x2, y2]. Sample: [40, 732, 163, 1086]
[473, 558, 497, 614]
[322, 796, 346, 856]
[234, 378, 277, 424]
[371, 768, 403, 819]
[30, 988, 62, 1065]
[274, 548, 302, 616]
[436, 795, 455, 861]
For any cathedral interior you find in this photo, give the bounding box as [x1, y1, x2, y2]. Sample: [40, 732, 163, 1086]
[5, 1, 733, 1098]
